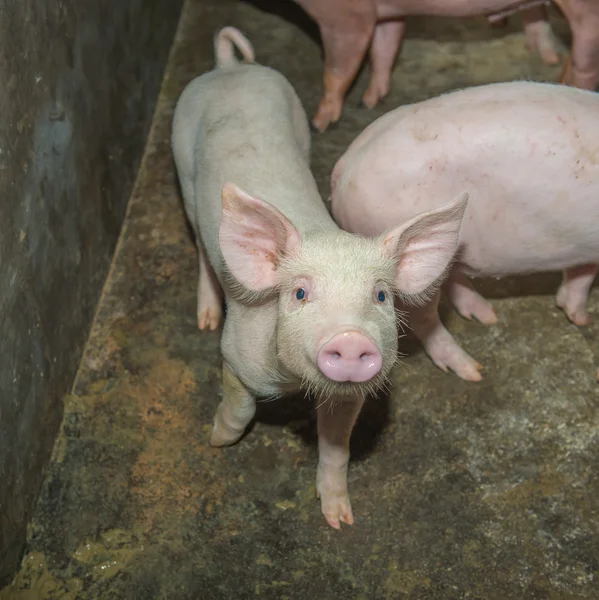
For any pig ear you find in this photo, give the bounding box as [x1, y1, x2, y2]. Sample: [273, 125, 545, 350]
[219, 182, 302, 291]
[381, 192, 469, 298]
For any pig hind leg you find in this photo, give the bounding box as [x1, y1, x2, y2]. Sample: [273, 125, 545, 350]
[362, 20, 406, 109]
[312, 19, 375, 132]
[443, 270, 498, 325]
[556, 263, 598, 325]
[407, 291, 483, 382]
[560, 3, 599, 90]
[522, 5, 561, 66]
[210, 360, 256, 447]
[196, 238, 223, 331]
[317, 396, 364, 529]
[178, 176, 223, 331]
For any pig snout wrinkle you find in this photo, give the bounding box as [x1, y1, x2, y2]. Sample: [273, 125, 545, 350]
[317, 331, 382, 383]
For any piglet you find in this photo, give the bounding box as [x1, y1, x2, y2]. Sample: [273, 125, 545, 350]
[293, 0, 599, 131]
[172, 26, 468, 527]
[331, 80, 599, 381]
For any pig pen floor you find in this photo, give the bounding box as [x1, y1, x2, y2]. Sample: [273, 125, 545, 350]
[4, 1, 599, 599]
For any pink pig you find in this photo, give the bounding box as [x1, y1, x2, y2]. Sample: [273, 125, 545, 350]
[293, 0, 599, 131]
[331, 80, 599, 381]
[172, 27, 468, 527]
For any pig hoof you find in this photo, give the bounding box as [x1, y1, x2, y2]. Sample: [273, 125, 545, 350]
[317, 469, 354, 529]
[209, 422, 244, 447]
[568, 310, 592, 327]
[360, 97, 377, 110]
[311, 112, 332, 133]
[312, 117, 340, 133]
[311, 102, 342, 133]
[198, 306, 222, 331]
[319, 494, 354, 530]
[310, 119, 330, 134]
[431, 353, 483, 382]
[539, 48, 560, 67]
[525, 22, 561, 66]
[528, 39, 560, 66]
[361, 87, 387, 110]
[466, 304, 498, 326]
[556, 292, 592, 326]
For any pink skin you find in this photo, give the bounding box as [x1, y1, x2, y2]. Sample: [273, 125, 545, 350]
[521, 6, 561, 66]
[316, 397, 364, 529]
[293, 0, 598, 132]
[362, 19, 406, 110]
[196, 240, 223, 330]
[317, 331, 383, 382]
[556, 0, 599, 90]
[492, 6, 561, 65]
[331, 81, 599, 381]
[215, 184, 468, 527]
[172, 29, 469, 529]
[556, 263, 598, 325]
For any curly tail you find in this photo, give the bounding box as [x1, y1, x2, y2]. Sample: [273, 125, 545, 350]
[214, 26, 255, 68]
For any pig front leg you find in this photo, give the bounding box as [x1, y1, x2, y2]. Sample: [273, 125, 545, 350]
[316, 395, 364, 529]
[362, 20, 406, 110]
[556, 263, 598, 326]
[521, 5, 561, 65]
[210, 360, 256, 447]
[197, 239, 223, 331]
[443, 271, 498, 325]
[407, 291, 484, 382]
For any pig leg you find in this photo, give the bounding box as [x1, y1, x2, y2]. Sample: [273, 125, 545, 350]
[362, 20, 406, 110]
[316, 395, 364, 529]
[556, 263, 598, 325]
[196, 239, 223, 331]
[312, 21, 375, 132]
[443, 271, 498, 325]
[407, 291, 483, 382]
[521, 5, 561, 65]
[210, 360, 256, 447]
[559, 1, 599, 90]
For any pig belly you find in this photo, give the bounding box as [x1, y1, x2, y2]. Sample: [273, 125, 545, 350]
[458, 201, 599, 278]
[333, 83, 599, 278]
[371, 188, 599, 278]
[376, 0, 547, 19]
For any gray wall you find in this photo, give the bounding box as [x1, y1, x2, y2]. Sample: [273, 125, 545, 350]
[0, 0, 183, 585]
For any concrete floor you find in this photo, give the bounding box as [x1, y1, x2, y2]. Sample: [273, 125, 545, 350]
[3, 0, 599, 598]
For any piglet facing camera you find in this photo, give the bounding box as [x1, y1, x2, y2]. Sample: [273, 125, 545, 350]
[172, 26, 468, 528]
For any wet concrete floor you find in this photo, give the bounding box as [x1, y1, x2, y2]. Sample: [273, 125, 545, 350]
[2, 0, 599, 598]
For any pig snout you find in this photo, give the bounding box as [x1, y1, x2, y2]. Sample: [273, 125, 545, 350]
[317, 331, 382, 383]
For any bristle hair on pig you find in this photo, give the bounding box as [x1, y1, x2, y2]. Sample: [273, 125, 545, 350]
[331, 80, 599, 383]
[172, 26, 469, 528]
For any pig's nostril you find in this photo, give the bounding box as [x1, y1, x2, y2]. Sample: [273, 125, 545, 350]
[317, 332, 383, 383]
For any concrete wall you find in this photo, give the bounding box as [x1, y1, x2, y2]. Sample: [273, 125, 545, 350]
[0, 0, 183, 585]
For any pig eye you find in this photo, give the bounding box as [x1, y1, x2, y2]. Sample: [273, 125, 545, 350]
[377, 290, 386, 303]
[295, 288, 306, 300]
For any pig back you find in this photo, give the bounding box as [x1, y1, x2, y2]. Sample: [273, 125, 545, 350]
[174, 64, 337, 285]
[332, 81, 599, 276]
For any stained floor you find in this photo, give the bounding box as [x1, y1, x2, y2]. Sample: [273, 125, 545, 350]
[3, 1, 599, 598]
